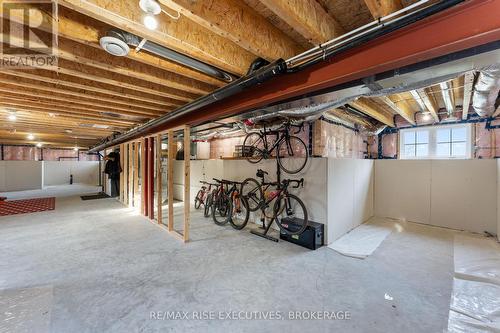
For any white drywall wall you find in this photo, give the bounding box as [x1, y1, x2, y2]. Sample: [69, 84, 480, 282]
[0, 161, 43, 191]
[327, 159, 374, 243]
[498, 160, 500, 241]
[43, 161, 99, 186]
[374, 160, 431, 223]
[374, 159, 497, 235]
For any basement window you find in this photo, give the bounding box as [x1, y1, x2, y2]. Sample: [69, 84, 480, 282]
[400, 124, 471, 159]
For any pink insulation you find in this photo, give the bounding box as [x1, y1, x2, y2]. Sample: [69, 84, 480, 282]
[313, 120, 367, 158]
[1, 146, 98, 161]
[381, 133, 398, 158]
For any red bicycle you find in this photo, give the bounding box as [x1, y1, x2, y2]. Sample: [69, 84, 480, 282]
[194, 181, 216, 211]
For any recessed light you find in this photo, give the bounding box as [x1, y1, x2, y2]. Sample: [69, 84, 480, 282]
[27, 133, 35, 140]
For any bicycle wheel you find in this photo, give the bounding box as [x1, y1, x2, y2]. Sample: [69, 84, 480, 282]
[277, 136, 308, 174]
[194, 189, 204, 209]
[240, 178, 263, 212]
[243, 132, 265, 164]
[204, 192, 213, 217]
[229, 193, 250, 230]
[212, 193, 232, 226]
[273, 193, 308, 235]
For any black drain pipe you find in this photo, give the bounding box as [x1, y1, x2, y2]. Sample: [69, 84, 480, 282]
[89, 59, 287, 153]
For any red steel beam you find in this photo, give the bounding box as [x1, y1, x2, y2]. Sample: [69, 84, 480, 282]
[149, 0, 500, 133]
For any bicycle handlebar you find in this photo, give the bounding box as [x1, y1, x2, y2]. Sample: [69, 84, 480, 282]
[283, 178, 304, 188]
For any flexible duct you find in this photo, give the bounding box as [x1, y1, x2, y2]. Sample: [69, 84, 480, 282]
[472, 64, 500, 117]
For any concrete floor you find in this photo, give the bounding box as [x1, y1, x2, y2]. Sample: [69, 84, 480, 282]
[0, 188, 456, 333]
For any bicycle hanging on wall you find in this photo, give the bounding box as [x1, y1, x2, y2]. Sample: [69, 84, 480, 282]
[242, 122, 308, 174]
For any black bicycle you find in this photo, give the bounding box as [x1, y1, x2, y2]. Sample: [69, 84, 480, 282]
[242, 122, 308, 174]
[241, 172, 308, 235]
[211, 179, 250, 230]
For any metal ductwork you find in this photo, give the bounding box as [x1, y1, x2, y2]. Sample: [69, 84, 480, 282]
[99, 29, 237, 83]
[472, 64, 500, 117]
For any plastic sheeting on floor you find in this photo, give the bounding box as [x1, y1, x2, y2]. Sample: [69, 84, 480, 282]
[327, 218, 399, 259]
[0, 285, 53, 333]
[448, 234, 500, 332]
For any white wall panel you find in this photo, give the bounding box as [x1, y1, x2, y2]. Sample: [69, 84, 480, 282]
[0, 161, 43, 191]
[374, 159, 497, 235]
[327, 159, 374, 243]
[43, 161, 99, 186]
[431, 160, 496, 234]
[374, 160, 432, 223]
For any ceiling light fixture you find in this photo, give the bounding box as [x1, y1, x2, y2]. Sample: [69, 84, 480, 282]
[422, 113, 431, 121]
[8, 113, 17, 121]
[73, 147, 79, 151]
[27, 133, 35, 140]
[143, 14, 158, 30]
[36, 143, 42, 148]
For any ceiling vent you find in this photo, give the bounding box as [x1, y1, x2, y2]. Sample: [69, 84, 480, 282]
[99, 31, 130, 57]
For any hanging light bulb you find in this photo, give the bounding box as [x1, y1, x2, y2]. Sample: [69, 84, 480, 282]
[143, 14, 158, 30]
[27, 133, 35, 140]
[36, 142, 42, 148]
[73, 146, 79, 151]
[8, 113, 17, 121]
[422, 113, 431, 121]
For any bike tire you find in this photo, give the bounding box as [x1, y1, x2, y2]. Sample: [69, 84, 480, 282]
[277, 136, 308, 174]
[212, 194, 232, 226]
[194, 189, 203, 209]
[273, 193, 308, 235]
[229, 194, 250, 230]
[240, 178, 263, 212]
[204, 193, 213, 217]
[243, 132, 265, 164]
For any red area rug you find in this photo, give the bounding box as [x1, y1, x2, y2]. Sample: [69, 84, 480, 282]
[0, 197, 55, 216]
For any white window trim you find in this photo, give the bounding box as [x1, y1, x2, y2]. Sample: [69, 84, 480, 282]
[399, 123, 472, 160]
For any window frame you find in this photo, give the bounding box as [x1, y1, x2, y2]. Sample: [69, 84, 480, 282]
[399, 123, 472, 160]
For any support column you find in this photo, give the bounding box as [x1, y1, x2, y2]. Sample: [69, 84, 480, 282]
[167, 130, 174, 232]
[123, 143, 129, 206]
[128, 143, 134, 206]
[148, 137, 155, 219]
[156, 134, 163, 224]
[119, 144, 124, 203]
[183, 125, 190, 242]
[142, 138, 148, 216]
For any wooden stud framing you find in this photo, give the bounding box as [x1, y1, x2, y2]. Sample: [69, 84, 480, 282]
[123, 143, 129, 206]
[133, 142, 140, 208]
[462, 72, 474, 120]
[167, 130, 175, 232]
[128, 143, 134, 206]
[119, 144, 124, 203]
[156, 134, 163, 224]
[183, 126, 190, 242]
[148, 137, 155, 219]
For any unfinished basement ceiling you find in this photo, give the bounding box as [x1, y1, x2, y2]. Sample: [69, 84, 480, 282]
[0, 0, 498, 148]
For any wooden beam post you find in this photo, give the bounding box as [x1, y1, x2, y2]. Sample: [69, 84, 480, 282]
[119, 144, 124, 203]
[167, 130, 174, 232]
[183, 126, 190, 242]
[462, 72, 474, 120]
[128, 142, 133, 206]
[133, 142, 139, 208]
[123, 143, 129, 206]
[156, 134, 163, 224]
[148, 137, 155, 219]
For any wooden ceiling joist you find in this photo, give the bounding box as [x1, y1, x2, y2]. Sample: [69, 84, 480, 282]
[58, 0, 256, 75]
[411, 89, 440, 122]
[462, 72, 474, 120]
[380, 96, 416, 125]
[363, 0, 403, 19]
[0, 74, 167, 113]
[4, 29, 217, 96]
[3, 4, 227, 87]
[258, 0, 345, 45]
[350, 97, 395, 127]
[2, 69, 182, 107]
[159, 0, 304, 60]
[0, 83, 164, 117]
